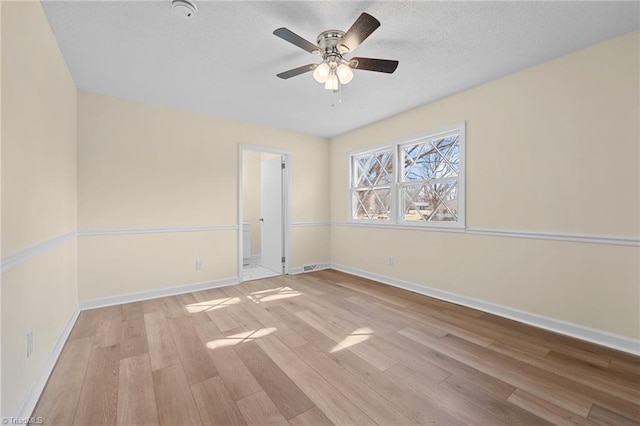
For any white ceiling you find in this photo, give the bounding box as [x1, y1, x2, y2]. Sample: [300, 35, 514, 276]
[42, 1, 639, 138]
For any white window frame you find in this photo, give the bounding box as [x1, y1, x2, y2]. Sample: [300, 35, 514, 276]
[349, 146, 396, 222]
[348, 122, 466, 229]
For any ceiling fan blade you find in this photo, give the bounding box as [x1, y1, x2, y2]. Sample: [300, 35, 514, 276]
[276, 64, 317, 79]
[340, 12, 381, 53]
[273, 28, 320, 54]
[350, 57, 399, 74]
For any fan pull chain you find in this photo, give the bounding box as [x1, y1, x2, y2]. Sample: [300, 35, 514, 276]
[331, 83, 343, 108]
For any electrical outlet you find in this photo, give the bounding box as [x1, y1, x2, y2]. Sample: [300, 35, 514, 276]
[195, 260, 203, 271]
[27, 331, 34, 358]
[387, 256, 395, 267]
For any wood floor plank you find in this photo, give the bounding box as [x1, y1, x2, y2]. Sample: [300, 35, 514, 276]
[68, 308, 105, 340]
[95, 306, 124, 349]
[333, 279, 410, 307]
[272, 321, 307, 348]
[224, 285, 281, 327]
[73, 345, 120, 426]
[385, 361, 508, 426]
[256, 335, 377, 425]
[236, 390, 290, 426]
[588, 404, 640, 426]
[194, 320, 262, 400]
[332, 349, 466, 425]
[441, 374, 555, 426]
[507, 389, 599, 426]
[235, 341, 314, 419]
[152, 364, 202, 426]
[296, 309, 396, 371]
[191, 376, 247, 426]
[288, 407, 335, 426]
[608, 358, 640, 377]
[117, 354, 159, 426]
[207, 304, 240, 332]
[159, 296, 188, 319]
[144, 311, 180, 371]
[289, 407, 333, 426]
[293, 343, 417, 425]
[32, 336, 94, 425]
[142, 297, 164, 314]
[398, 327, 596, 417]
[167, 316, 218, 384]
[120, 311, 148, 360]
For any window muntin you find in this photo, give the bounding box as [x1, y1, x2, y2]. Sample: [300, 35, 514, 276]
[351, 149, 393, 220]
[399, 133, 461, 223]
[349, 124, 464, 227]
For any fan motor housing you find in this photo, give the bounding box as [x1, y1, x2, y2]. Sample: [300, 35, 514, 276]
[317, 30, 347, 57]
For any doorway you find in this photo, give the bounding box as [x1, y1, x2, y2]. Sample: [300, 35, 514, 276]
[238, 145, 291, 282]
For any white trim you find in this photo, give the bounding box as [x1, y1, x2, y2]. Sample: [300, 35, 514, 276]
[291, 222, 331, 228]
[16, 305, 80, 420]
[333, 221, 466, 233]
[347, 122, 467, 229]
[79, 276, 240, 310]
[466, 227, 639, 247]
[238, 144, 292, 156]
[238, 144, 292, 282]
[1, 231, 77, 273]
[330, 263, 640, 355]
[78, 225, 238, 237]
[331, 221, 639, 247]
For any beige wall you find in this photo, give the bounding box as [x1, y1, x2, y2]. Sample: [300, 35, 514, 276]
[77, 91, 330, 301]
[1, 1, 78, 417]
[330, 32, 640, 339]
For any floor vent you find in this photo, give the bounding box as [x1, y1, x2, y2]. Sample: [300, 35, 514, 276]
[303, 263, 328, 272]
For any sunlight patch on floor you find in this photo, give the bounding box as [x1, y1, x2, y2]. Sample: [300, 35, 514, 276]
[246, 286, 301, 303]
[185, 296, 241, 313]
[206, 327, 277, 349]
[330, 327, 374, 353]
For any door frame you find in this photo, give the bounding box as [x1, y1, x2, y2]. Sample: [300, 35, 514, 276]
[237, 144, 292, 281]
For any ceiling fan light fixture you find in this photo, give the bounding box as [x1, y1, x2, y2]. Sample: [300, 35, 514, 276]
[337, 64, 354, 84]
[313, 62, 331, 83]
[324, 73, 339, 91]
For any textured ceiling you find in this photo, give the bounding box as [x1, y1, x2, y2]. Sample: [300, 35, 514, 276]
[42, 1, 639, 138]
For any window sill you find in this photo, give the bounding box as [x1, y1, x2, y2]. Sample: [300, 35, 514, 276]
[340, 220, 466, 233]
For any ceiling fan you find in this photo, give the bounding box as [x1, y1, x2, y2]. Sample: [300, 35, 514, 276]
[273, 12, 399, 90]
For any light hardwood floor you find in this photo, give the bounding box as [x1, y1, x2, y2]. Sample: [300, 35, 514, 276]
[33, 270, 640, 425]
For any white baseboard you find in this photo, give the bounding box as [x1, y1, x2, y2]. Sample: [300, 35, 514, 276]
[330, 263, 640, 356]
[16, 305, 80, 420]
[79, 276, 240, 310]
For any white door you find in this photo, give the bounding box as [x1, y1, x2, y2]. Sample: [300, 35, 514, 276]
[260, 156, 284, 273]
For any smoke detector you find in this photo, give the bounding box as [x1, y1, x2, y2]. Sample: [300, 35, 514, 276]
[172, 0, 197, 19]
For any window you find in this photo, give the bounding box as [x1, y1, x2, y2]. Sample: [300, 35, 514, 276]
[349, 123, 465, 228]
[350, 148, 393, 220]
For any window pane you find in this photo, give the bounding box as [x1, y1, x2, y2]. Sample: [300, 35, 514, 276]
[353, 188, 391, 220]
[402, 134, 459, 181]
[354, 151, 393, 188]
[401, 181, 458, 222]
[433, 135, 460, 177]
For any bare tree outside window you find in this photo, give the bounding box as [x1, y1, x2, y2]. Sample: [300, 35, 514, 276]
[400, 134, 460, 222]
